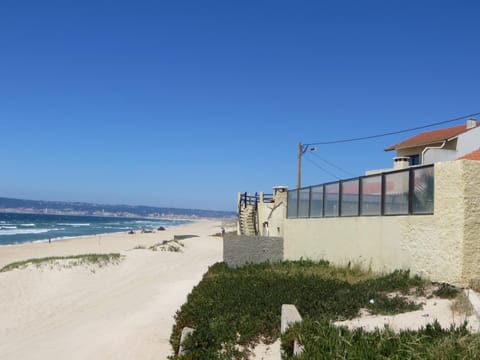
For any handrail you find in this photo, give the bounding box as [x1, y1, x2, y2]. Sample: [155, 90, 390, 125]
[238, 192, 259, 235]
[239, 192, 260, 207]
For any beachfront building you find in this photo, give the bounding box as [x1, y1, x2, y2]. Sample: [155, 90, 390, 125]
[237, 186, 288, 237]
[233, 119, 480, 287]
[371, 118, 480, 172]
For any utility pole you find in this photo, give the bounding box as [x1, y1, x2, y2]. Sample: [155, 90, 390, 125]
[297, 142, 302, 189]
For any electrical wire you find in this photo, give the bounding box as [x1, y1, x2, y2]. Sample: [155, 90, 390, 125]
[304, 111, 480, 146]
[303, 155, 341, 180]
[308, 152, 356, 177]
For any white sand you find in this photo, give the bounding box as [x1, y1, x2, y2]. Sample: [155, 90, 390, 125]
[335, 296, 480, 333]
[251, 294, 480, 360]
[251, 341, 281, 360]
[0, 220, 224, 360]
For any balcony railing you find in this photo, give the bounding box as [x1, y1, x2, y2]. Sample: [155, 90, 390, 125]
[287, 165, 434, 218]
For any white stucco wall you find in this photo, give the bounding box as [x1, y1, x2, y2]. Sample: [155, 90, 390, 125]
[257, 192, 287, 237]
[423, 148, 457, 164]
[283, 160, 480, 286]
[456, 125, 480, 158]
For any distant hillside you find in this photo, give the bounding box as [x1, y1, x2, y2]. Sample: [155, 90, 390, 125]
[0, 197, 236, 219]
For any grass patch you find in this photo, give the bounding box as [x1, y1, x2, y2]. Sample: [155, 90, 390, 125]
[169, 261, 427, 359]
[149, 239, 185, 252]
[282, 320, 480, 359]
[0, 253, 123, 272]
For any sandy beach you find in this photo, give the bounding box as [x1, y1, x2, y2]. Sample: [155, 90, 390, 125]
[0, 219, 224, 360]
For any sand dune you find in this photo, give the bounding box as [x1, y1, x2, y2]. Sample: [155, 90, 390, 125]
[0, 220, 223, 360]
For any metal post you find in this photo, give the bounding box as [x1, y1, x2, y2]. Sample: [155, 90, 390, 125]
[381, 173, 386, 215]
[297, 142, 302, 189]
[408, 168, 414, 214]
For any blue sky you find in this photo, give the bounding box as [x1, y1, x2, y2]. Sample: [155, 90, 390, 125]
[1, 1, 479, 211]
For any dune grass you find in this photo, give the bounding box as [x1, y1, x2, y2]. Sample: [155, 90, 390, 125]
[132, 235, 196, 252]
[148, 238, 187, 252]
[0, 253, 123, 272]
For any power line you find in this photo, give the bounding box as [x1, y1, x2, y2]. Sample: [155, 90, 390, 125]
[304, 111, 480, 146]
[303, 156, 341, 180]
[308, 151, 356, 177]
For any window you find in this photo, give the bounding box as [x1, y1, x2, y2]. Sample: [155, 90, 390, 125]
[410, 154, 420, 166]
[298, 188, 310, 217]
[324, 183, 340, 217]
[384, 171, 409, 215]
[310, 185, 324, 217]
[412, 167, 434, 214]
[341, 179, 359, 216]
[287, 190, 298, 218]
[360, 175, 382, 215]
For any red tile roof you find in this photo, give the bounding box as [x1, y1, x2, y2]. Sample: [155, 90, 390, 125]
[385, 122, 479, 152]
[458, 149, 480, 161]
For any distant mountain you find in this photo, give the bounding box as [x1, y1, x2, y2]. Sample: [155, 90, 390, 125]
[0, 197, 236, 219]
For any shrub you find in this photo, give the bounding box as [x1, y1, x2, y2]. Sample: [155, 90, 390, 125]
[434, 283, 461, 299]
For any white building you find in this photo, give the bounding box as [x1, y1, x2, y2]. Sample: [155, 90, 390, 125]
[385, 118, 480, 167]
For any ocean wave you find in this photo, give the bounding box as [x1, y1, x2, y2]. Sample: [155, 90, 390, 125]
[0, 229, 52, 235]
[20, 223, 36, 227]
[58, 223, 91, 227]
[1, 226, 17, 229]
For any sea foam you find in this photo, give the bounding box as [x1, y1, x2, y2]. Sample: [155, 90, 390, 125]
[0, 229, 51, 236]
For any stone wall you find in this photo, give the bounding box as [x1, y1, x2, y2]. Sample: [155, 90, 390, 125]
[460, 160, 480, 285]
[223, 235, 283, 267]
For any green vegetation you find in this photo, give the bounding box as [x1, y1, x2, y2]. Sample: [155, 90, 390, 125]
[433, 283, 461, 299]
[169, 260, 429, 359]
[148, 239, 186, 252]
[283, 320, 480, 359]
[0, 253, 123, 272]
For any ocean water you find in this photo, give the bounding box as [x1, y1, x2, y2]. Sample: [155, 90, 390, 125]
[0, 212, 191, 246]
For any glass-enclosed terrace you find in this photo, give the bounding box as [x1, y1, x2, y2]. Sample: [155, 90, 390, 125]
[287, 165, 434, 218]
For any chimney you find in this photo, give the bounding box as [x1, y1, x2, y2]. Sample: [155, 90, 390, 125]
[393, 156, 410, 170]
[467, 118, 477, 129]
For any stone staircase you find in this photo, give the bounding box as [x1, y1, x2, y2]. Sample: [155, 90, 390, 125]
[239, 204, 257, 236]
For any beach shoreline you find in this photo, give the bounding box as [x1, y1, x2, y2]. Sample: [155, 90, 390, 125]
[0, 218, 222, 269]
[0, 219, 194, 248]
[0, 211, 206, 247]
[0, 219, 225, 359]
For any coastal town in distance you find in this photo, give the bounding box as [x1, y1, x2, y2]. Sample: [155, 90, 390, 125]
[0, 196, 236, 220]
